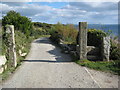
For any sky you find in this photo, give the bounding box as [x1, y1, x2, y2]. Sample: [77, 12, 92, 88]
[0, 1, 119, 24]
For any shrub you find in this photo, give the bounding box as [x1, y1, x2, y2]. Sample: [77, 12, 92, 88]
[49, 26, 61, 44]
[110, 37, 120, 60]
[87, 29, 107, 47]
[50, 22, 78, 44]
[2, 11, 33, 37]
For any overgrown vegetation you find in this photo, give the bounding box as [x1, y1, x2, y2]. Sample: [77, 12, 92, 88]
[110, 37, 120, 60]
[76, 59, 120, 75]
[87, 29, 107, 47]
[50, 22, 78, 44]
[32, 22, 53, 39]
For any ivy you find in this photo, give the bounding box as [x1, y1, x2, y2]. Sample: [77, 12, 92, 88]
[87, 29, 107, 47]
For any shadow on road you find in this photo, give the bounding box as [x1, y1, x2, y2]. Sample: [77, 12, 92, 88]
[23, 60, 71, 63]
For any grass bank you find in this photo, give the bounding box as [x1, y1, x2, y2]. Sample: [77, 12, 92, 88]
[76, 60, 120, 75]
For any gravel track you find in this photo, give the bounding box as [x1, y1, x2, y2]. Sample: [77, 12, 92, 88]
[1, 37, 118, 88]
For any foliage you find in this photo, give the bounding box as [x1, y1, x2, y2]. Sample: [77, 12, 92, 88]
[32, 26, 49, 38]
[76, 59, 120, 75]
[110, 37, 120, 60]
[49, 25, 60, 44]
[15, 31, 34, 61]
[87, 29, 107, 47]
[33, 22, 52, 29]
[50, 22, 78, 44]
[0, 19, 2, 23]
[33, 22, 53, 35]
[2, 11, 33, 37]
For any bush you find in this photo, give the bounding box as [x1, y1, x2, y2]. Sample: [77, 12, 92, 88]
[33, 22, 53, 35]
[87, 29, 107, 47]
[49, 26, 61, 44]
[110, 37, 120, 60]
[50, 22, 78, 44]
[2, 11, 33, 37]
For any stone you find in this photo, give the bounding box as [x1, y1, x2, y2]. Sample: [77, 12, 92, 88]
[78, 22, 87, 60]
[0, 55, 7, 74]
[21, 53, 27, 57]
[87, 46, 100, 56]
[102, 36, 110, 61]
[6, 25, 17, 67]
[87, 46, 95, 53]
[0, 55, 7, 66]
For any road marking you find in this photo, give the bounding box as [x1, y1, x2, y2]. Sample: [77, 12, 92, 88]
[84, 67, 101, 88]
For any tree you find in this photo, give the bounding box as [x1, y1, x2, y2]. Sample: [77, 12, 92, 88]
[2, 11, 33, 36]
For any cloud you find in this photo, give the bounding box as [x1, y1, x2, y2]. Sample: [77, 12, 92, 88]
[16, 4, 52, 16]
[1, 0, 119, 2]
[69, 2, 118, 12]
[2, 2, 25, 6]
[1, 3, 52, 16]
[61, 2, 118, 24]
[0, 2, 118, 24]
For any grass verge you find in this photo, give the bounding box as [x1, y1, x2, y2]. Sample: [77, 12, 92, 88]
[75, 59, 120, 75]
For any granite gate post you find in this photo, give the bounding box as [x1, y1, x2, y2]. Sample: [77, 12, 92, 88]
[6, 25, 17, 67]
[78, 22, 88, 60]
[102, 36, 110, 61]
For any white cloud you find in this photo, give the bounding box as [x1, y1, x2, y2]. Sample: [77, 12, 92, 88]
[1, 0, 119, 2]
[0, 2, 118, 24]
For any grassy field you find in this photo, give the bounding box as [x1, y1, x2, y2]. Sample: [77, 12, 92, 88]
[76, 59, 120, 75]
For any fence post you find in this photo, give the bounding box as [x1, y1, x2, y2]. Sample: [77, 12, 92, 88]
[78, 22, 88, 60]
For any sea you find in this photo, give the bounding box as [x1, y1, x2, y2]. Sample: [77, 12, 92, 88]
[74, 24, 119, 36]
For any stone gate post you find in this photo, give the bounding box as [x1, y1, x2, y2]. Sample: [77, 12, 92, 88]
[78, 22, 88, 60]
[6, 25, 17, 67]
[102, 36, 110, 61]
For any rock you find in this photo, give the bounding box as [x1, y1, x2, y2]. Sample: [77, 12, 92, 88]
[21, 53, 27, 56]
[0, 55, 7, 74]
[19, 49, 27, 56]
